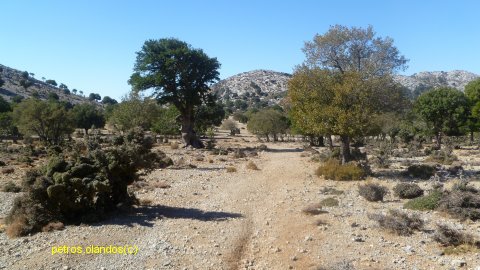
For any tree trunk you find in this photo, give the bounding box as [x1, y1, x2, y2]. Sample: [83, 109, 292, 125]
[470, 131, 474, 144]
[326, 135, 333, 150]
[84, 128, 89, 135]
[435, 132, 442, 149]
[318, 136, 325, 147]
[181, 111, 204, 148]
[265, 134, 270, 142]
[340, 135, 352, 164]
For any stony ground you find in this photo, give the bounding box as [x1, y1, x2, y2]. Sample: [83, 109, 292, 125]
[1, 130, 480, 269]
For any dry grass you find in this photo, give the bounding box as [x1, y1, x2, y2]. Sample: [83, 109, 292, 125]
[443, 244, 479, 255]
[41, 222, 65, 232]
[139, 198, 154, 206]
[246, 161, 259, 170]
[5, 217, 27, 238]
[358, 183, 389, 202]
[369, 209, 424, 236]
[226, 166, 237, 173]
[208, 159, 214, 163]
[316, 159, 367, 181]
[170, 142, 179, 149]
[320, 197, 339, 207]
[433, 223, 477, 247]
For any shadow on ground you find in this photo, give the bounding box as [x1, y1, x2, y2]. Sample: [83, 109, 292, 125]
[98, 205, 243, 227]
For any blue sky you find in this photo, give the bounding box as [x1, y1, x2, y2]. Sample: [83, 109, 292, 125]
[1, 0, 478, 100]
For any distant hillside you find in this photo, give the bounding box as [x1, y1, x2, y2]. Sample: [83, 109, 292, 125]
[211, 70, 291, 108]
[0, 64, 93, 104]
[394, 70, 479, 96]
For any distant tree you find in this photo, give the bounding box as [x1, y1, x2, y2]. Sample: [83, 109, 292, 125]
[0, 68, 4, 87]
[464, 78, 480, 142]
[129, 38, 220, 147]
[0, 96, 11, 113]
[151, 106, 181, 135]
[72, 89, 78, 95]
[47, 92, 60, 101]
[41, 77, 46, 82]
[11, 95, 24, 103]
[194, 102, 226, 134]
[101, 96, 118, 105]
[232, 111, 248, 123]
[59, 83, 68, 90]
[63, 88, 71, 95]
[19, 79, 33, 89]
[12, 99, 74, 145]
[247, 109, 289, 142]
[88, 93, 101, 101]
[71, 103, 105, 134]
[21, 71, 29, 79]
[221, 119, 238, 135]
[29, 73, 35, 78]
[0, 112, 19, 139]
[415, 87, 468, 148]
[79, 90, 84, 96]
[107, 96, 160, 131]
[46, 79, 57, 86]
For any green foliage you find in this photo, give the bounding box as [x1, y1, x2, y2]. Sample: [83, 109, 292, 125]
[151, 105, 181, 135]
[0, 96, 11, 113]
[128, 38, 220, 147]
[47, 92, 59, 101]
[101, 96, 118, 105]
[194, 102, 225, 134]
[12, 99, 74, 145]
[3, 181, 22, 193]
[358, 183, 389, 202]
[0, 112, 20, 137]
[71, 103, 105, 134]
[319, 197, 339, 207]
[415, 87, 468, 142]
[6, 129, 171, 237]
[404, 190, 443, 210]
[393, 183, 424, 199]
[315, 159, 367, 181]
[88, 93, 101, 101]
[247, 108, 289, 141]
[45, 79, 57, 86]
[232, 111, 248, 123]
[107, 96, 159, 131]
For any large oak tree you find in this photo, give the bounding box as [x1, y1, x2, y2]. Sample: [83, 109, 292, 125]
[129, 38, 220, 147]
[290, 25, 408, 163]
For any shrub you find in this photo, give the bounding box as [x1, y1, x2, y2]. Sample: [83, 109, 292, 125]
[1, 167, 14, 174]
[246, 161, 259, 170]
[256, 144, 268, 151]
[233, 148, 246, 159]
[358, 183, 388, 202]
[316, 159, 367, 181]
[319, 197, 339, 207]
[433, 223, 475, 247]
[406, 164, 436, 179]
[3, 181, 21, 193]
[369, 209, 424, 236]
[437, 184, 480, 221]
[393, 183, 424, 199]
[302, 203, 325, 215]
[404, 190, 443, 210]
[426, 149, 458, 165]
[226, 166, 237, 173]
[5, 129, 170, 237]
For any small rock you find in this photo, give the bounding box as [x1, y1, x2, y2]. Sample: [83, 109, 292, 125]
[291, 255, 298, 261]
[451, 259, 466, 268]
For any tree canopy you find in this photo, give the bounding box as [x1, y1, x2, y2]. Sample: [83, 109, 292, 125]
[129, 38, 221, 147]
[71, 103, 105, 134]
[414, 87, 468, 148]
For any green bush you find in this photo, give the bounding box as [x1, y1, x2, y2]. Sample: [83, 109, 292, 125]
[404, 190, 443, 210]
[3, 181, 22, 193]
[6, 129, 171, 237]
[315, 159, 367, 181]
[405, 164, 436, 179]
[358, 183, 388, 202]
[393, 183, 424, 199]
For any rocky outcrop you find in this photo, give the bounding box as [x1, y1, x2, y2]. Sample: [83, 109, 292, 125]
[212, 70, 291, 106]
[394, 70, 479, 94]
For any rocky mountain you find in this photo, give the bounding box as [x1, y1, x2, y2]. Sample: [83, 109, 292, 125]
[0, 64, 92, 104]
[393, 70, 479, 95]
[212, 69, 479, 110]
[212, 70, 291, 108]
